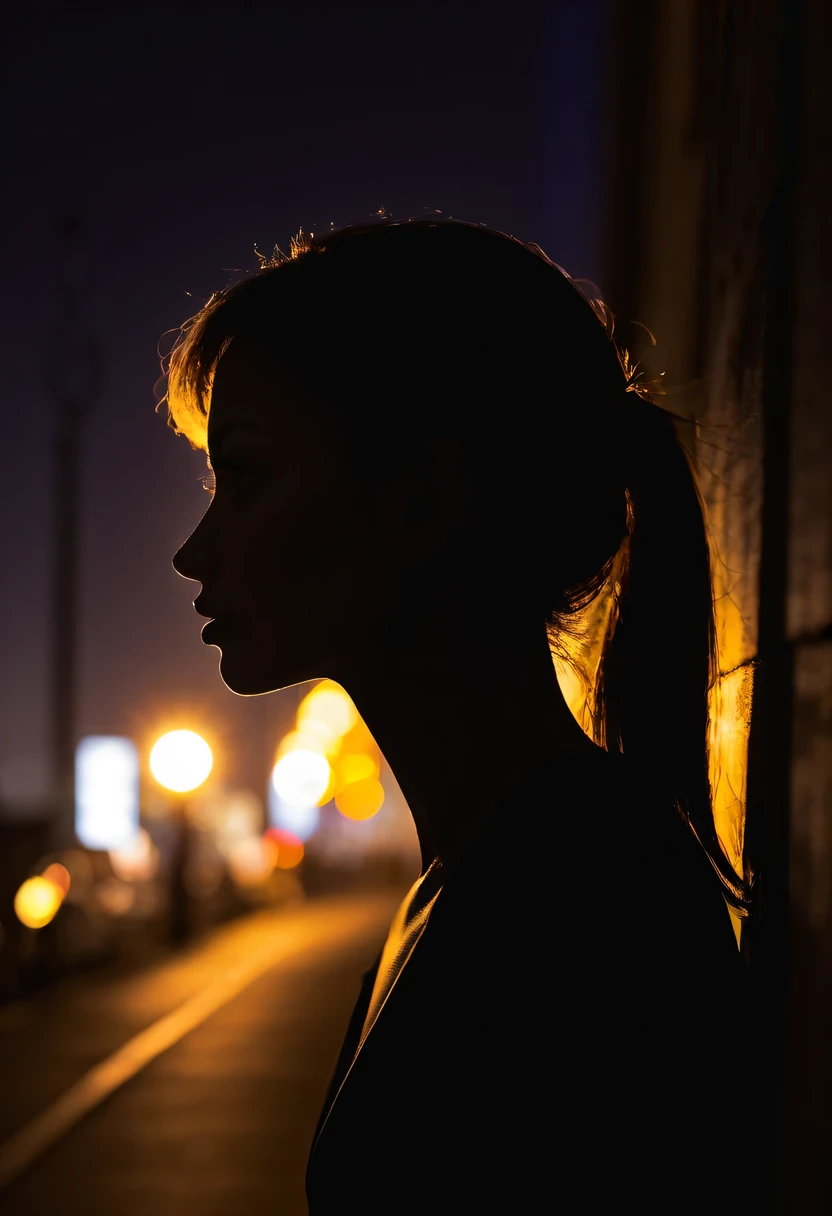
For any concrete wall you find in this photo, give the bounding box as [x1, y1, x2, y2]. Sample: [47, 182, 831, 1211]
[603, 1, 832, 1208]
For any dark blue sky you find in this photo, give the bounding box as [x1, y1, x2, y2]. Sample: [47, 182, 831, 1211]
[1, 1, 610, 812]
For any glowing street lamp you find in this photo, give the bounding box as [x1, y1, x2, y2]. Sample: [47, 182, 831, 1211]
[149, 730, 213, 794]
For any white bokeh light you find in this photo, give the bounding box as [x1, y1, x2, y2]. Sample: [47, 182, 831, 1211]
[149, 730, 213, 794]
[75, 736, 140, 851]
[267, 782, 321, 841]
[272, 750, 330, 807]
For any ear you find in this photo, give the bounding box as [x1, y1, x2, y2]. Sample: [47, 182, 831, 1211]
[378, 434, 478, 571]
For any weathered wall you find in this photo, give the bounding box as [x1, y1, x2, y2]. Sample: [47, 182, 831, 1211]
[603, 0, 832, 1208]
[603, 0, 770, 901]
[780, 0, 832, 1207]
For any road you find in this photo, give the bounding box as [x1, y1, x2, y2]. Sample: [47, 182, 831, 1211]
[0, 888, 400, 1215]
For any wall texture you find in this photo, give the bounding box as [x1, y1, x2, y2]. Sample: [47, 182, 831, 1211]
[603, 1, 832, 1208]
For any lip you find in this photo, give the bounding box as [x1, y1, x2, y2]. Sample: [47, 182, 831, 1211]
[201, 618, 222, 643]
[193, 597, 219, 620]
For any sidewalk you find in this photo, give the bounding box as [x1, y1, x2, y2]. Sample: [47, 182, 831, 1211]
[0, 889, 399, 1215]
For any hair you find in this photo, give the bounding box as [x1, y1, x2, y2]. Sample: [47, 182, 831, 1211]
[161, 217, 751, 915]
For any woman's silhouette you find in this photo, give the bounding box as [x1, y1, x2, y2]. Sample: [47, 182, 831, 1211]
[165, 220, 750, 1213]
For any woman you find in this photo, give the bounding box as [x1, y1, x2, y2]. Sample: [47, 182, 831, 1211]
[165, 220, 750, 1212]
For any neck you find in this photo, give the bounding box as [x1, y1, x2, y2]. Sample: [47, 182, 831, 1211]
[336, 592, 599, 874]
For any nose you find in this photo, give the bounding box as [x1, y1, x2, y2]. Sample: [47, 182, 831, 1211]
[172, 528, 204, 583]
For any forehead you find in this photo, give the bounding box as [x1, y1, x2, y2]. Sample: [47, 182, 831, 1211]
[207, 337, 333, 454]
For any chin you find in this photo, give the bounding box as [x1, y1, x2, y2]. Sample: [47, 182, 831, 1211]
[218, 652, 275, 696]
[217, 648, 315, 698]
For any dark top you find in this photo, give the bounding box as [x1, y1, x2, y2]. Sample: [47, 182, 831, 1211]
[306, 745, 746, 1214]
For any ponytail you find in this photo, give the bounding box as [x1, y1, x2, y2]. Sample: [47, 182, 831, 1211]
[594, 398, 751, 915]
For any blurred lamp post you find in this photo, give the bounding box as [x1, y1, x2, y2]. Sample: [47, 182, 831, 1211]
[46, 215, 103, 846]
[149, 730, 213, 944]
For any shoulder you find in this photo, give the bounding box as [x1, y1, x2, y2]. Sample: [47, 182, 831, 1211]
[431, 744, 740, 999]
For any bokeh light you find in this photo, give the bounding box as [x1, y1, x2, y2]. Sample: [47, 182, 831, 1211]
[273, 681, 388, 832]
[277, 729, 333, 760]
[264, 828, 305, 870]
[227, 836, 276, 888]
[41, 863, 71, 898]
[267, 786, 321, 841]
[338, 753, 380, 785]
[75, 735, 140, 850]
[337, 714, 379, 758]
[150, 730, 213, 793]
[109, 828, 158, 883]
[14, 876, 64, 929]
[335, 777, 385, 821]
[298, 681, 358, 739]
[219, 790, 264, 842]
[289, 717, 339, 754]
[272, 750, 331, 807]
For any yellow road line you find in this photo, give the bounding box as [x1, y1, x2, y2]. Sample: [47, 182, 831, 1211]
[0, 895, 389, 1190]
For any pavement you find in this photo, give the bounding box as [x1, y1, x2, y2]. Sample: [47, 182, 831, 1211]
[0, 887, 401, 1215]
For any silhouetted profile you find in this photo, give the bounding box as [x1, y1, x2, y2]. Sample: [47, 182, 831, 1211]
[164, 220, 750, 1213]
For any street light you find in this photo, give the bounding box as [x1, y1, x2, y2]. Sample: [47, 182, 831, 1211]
[149, 730, 213, 793]
[150, 729, 213, 944]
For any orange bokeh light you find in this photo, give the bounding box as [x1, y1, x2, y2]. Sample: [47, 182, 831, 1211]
[335, 777, 385, 821]
[337, 753, 380, 785]
[42, 863, 71, 898]
[14, 877, 63, 929]
[264, 828, 305, 870]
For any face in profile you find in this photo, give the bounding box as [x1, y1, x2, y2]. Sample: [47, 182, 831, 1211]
[172, 338, 392, 696]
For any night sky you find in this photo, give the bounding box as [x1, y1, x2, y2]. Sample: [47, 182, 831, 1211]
[1, 1, 608, 813]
